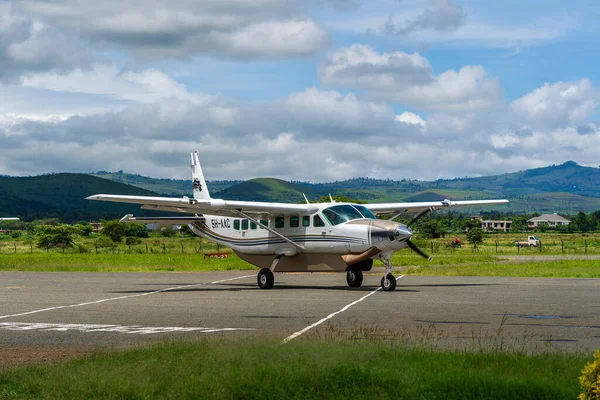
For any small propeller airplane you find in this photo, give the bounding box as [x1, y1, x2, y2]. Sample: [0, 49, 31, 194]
[87, 152, 508, 291]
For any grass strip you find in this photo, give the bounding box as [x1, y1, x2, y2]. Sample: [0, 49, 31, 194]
[0, 338, 590, 400]
[405, 259, 600, 278]
[0, 253, 255, 272]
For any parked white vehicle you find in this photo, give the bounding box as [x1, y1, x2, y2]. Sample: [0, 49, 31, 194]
[515, 236, 540, 247]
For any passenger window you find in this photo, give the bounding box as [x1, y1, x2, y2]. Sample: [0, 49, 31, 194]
[290, 216, 299, 228]
[275, 216, 285, 228]
[250, 222, 257, 230]
[260, 219, 268, 228]
[313, 215, 325, 227]
[302, 216, 310, 227]
[241, 219, 249, 230]
[233, 220, 240, 230]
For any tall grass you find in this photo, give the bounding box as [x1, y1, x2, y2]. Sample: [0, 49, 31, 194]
[0, 338, 589, 399]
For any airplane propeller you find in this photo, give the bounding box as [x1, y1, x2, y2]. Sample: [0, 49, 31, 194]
[371, 225, 433, 261]
[406, 239, 433, 261]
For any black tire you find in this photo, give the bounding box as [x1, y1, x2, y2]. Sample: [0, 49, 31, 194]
[381, 273, 396, 292]
[257, 268, 274, 289]
[346, 270, 363, 288]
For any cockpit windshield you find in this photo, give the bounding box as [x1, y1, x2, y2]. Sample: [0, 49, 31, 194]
[352, 205, 377, 219]
[321, 204, 375, 226]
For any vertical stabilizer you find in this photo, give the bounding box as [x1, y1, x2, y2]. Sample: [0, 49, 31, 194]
[190, 151, 211, 201]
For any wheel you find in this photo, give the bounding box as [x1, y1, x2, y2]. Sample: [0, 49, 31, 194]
[257, 268, 274, 289]
[346, 270, 363, 288]
[381, 273, 396, 292]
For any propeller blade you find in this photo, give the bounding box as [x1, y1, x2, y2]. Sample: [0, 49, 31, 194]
[407, 207, 435, 228]
[406, 240, 433, 261]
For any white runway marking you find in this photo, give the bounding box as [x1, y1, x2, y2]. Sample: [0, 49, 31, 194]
[282, 275, 405, 343]
[0, 322, 254, 335]
[0, 274, 254, 320]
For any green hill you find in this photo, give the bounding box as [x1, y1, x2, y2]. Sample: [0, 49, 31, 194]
[215, 178, 319, 202]
[4, 161, 600, 221]
[0, 174, 164, 222]
[91, 171, 240, 196]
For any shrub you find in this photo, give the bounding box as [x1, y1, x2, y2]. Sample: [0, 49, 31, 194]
[579, 349, 600, 400]
[10, 231, 22, 239]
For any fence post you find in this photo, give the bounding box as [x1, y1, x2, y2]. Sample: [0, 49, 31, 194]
[539, 241, 542, 253]
[14, 243, 17, 254]
[495, 240, 498, 253]
[431, 241, 434, 254]
[585, 240, 588, 254]
[561, 240, 564, 254]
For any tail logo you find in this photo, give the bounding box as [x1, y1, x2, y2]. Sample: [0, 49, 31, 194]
[193, 179, 202, 192]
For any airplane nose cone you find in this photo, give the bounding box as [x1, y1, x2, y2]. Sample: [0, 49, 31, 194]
[395, 226, 412, 241]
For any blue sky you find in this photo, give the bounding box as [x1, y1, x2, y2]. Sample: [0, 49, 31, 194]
[1, 0, 599, 181]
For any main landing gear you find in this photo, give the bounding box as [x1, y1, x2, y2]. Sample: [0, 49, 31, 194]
[346, 270, 363, 288]
[379, 254, 397, 292]
[257, 254, 283, 289]
[257, 268, 274, 289]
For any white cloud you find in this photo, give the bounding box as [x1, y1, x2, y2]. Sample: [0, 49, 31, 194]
[15, 0, 329, 61]
[22, 65, 213, 105]
[512, 79, 599, 127]
[395, 112, 426, 131]
[0, 3, 92, 83]
[320, 45, 503, 111]
[381, 0, 465, 36]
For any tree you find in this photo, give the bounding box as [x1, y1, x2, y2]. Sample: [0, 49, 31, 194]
[179, 224, 196, 237]
[125, 223, 148, 238]
[101, 220, 126, 242]
[466, 227, 485, 244]
[73, 224, 93, 237]
[420, 220, 444, 239]
[510, 216, 528, 232]
[160, 225, 176, 237]
[36, 225, 77, 252]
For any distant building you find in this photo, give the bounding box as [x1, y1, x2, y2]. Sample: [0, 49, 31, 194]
[527, 213, 570, 228]
[470, 216, 512, 232]
[90, 222, 103, 233]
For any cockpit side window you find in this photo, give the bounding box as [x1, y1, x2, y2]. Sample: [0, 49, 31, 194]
[313, 215, 325, 227]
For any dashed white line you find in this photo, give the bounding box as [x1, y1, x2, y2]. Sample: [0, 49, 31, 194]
[0, 274, 255, 320]
[0, 322, 254, 335]
[282, 275, 405, 343]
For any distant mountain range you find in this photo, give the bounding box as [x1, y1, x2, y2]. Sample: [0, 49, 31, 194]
[96, 161, 600, 213]
[2, 161, 600, 222]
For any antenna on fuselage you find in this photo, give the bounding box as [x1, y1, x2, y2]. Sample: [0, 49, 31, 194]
[302, 193, 310, 204]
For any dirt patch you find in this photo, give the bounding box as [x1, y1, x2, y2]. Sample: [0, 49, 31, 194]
[0, 345, 92, 372]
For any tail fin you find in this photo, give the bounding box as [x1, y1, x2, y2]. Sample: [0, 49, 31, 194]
[190, 151, 211, 201]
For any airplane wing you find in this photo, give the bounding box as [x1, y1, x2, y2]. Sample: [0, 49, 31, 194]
[0, 217, 19, 223]
[364, 199, 509, 216]
[86, 194, 318, 218]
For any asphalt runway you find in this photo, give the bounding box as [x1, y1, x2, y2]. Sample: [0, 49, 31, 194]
[1, 270, 599, 355]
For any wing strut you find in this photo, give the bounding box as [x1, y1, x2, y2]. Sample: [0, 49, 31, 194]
[236, 211, 305, 253]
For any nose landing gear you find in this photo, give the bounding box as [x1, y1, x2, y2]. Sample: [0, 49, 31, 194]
[379, 253, 397, 292]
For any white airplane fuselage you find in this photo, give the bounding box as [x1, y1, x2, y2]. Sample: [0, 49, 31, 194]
[189, 203, 410, 272]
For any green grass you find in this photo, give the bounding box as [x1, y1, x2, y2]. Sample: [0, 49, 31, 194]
[405, 259, 600, 278]
[0, 253, 255, 272]
[0, 338, 590, 399]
